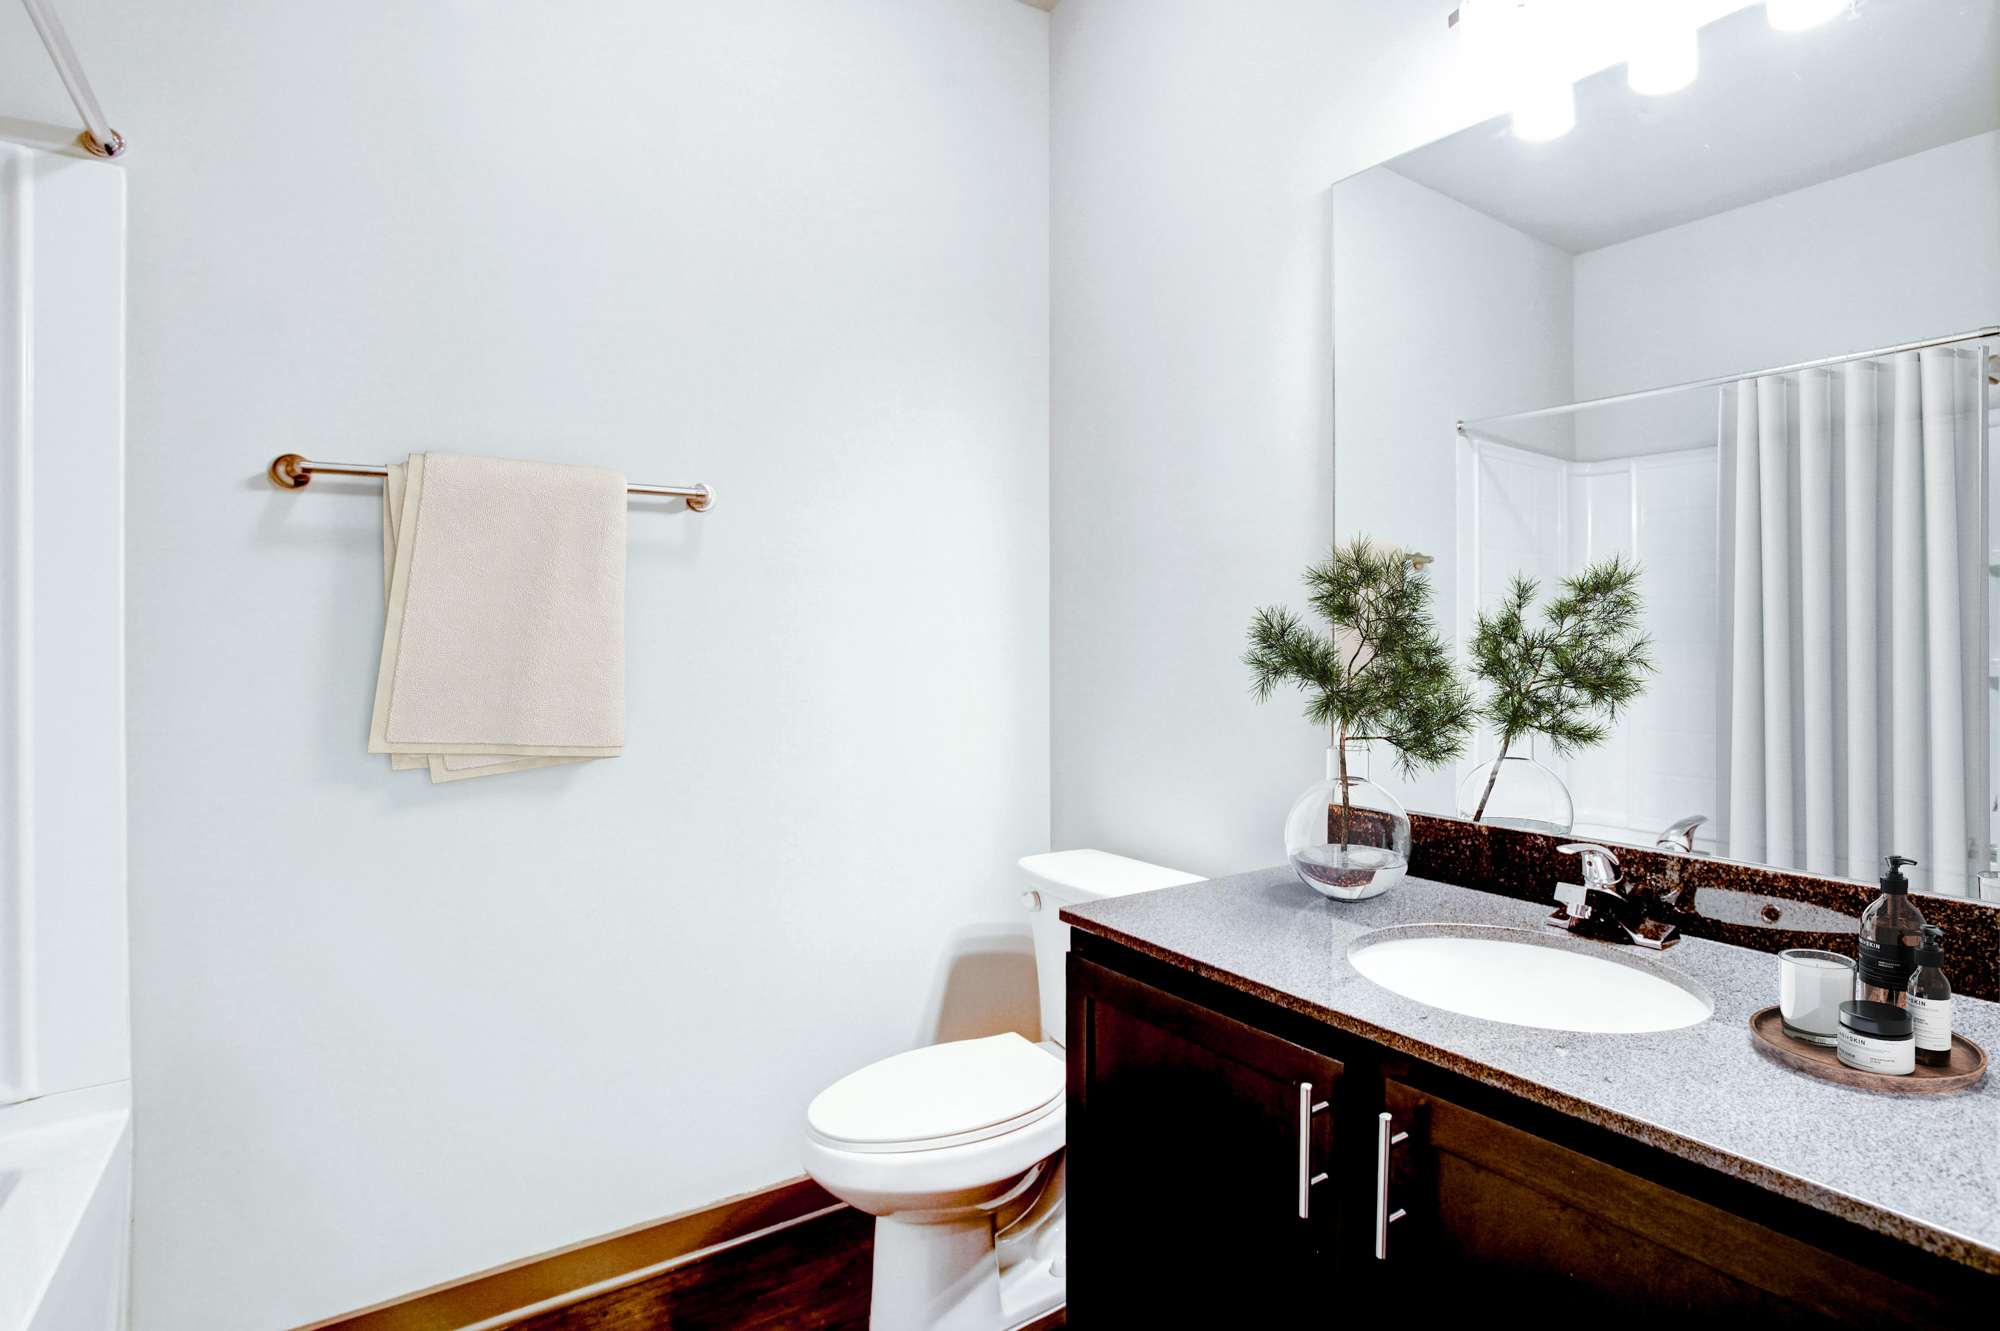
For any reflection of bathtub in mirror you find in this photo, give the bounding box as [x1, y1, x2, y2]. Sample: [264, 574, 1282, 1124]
[1457, 420, 1720, 859]
[1330, 0, 2000, 895]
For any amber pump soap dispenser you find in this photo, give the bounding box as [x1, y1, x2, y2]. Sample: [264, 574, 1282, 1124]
[1856, 855, 1926, 1008]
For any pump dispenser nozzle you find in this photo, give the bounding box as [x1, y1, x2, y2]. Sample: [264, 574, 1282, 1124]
[1881, 855, 1917, 894]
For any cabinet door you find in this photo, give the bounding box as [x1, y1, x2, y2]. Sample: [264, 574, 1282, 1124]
[1380, 1080, 1964, 1329]
[1067, 956, 1345, 1323]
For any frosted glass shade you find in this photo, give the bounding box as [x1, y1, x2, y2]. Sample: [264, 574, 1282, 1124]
[1628, 23, 1697, 95]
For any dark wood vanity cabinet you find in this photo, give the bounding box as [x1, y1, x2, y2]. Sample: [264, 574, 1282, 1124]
[1065, 954, 1349, 1323]
[1379, 1080, 1958, 1329]
[1068, 936, 1994, 1328]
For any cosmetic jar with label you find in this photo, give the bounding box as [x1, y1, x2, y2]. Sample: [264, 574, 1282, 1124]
[1836, 1000, 1915, 1075]
[1779, 948, 1854, 1046]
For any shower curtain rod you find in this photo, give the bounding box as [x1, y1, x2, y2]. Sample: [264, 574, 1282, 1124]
[20, 0, 123, 157]
[267, 454, 714, 511]
[1459, 325, 2000, 429]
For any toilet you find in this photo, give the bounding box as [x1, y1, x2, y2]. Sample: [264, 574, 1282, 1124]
[801, 850, 1205, 1331]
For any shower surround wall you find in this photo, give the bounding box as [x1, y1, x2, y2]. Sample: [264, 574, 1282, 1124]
[0, 3, 1049, 1329]
[1458, 435, 1720, 846]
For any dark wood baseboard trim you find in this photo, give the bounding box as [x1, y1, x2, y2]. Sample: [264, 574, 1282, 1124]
[506, 1206, 875, 1331]
[294, 1176, 843, 1331]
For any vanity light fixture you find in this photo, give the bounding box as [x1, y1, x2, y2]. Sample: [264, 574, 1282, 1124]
[1457, 0, 1580, 142]
[1766, 0, 1848, 31]
[1507, 3, 1579, 142]
[1627, 7, 1699, 95]
[1453, 0, 1847, 141]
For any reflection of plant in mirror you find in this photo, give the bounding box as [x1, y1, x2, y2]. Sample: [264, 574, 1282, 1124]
[1467, 556, 1654, 823]
[1245, 539, 1475, 850]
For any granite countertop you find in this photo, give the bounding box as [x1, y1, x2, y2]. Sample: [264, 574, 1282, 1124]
[1062, 870, 2000, 1274]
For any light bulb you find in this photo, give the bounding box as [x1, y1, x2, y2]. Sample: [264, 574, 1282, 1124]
[1628, 19, 1697, 95]
[1458, 0, 1525, 110]
[1767, 0, 1846, 31]
[1512, 80, 1576, 141]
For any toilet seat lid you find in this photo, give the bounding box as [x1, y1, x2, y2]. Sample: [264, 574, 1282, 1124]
[808, 1033, 1063, 1152]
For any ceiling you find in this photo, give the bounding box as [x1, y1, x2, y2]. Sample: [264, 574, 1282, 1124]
[1384, 0, 2000, 254]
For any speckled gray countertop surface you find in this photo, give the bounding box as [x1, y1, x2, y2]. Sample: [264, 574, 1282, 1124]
[1062, 869, 2000, 1274]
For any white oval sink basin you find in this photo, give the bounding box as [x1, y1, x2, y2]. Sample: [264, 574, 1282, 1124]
[1347, 925, 1712, 1034]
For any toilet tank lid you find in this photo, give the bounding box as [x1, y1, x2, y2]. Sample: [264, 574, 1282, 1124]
[1017, 849, 1205, 901]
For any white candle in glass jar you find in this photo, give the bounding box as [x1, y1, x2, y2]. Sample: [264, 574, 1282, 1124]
[1779, 949, 1856, 1046]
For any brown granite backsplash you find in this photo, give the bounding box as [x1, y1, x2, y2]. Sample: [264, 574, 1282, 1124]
[1408, 812, 2000, 1002]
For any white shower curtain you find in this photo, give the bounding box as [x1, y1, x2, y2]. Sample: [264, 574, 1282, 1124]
[1718, 347, 1988, 895]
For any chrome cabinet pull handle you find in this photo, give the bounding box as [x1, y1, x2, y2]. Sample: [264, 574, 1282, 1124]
[1375, 1110, 1409, 1259]
[1298, 1082, 1312, 1218]
[1296, 1082, 1331, 1218]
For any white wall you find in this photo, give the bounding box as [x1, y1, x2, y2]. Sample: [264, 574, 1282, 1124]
[1050, 0, 1504, 874]
[1575, 128, 2000, 398]
[1332, 168, 1572, 816]
[0, 3, 1050, 1329]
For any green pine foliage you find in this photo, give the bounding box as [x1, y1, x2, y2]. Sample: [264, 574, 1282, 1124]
[1245, 539, 1476, 786]
[1466, 554, 1654, 822]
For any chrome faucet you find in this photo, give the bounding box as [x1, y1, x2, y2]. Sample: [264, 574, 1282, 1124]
[1548, 842, 1681, 950]
[1656, 815, 1707, 855]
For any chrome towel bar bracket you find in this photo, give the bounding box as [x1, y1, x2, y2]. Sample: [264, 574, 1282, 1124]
[267, 453, 713, 512]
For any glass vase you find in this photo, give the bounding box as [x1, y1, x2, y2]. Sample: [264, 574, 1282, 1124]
[1456, 746, 1574, 835]
[1284, 744, 1411, 901]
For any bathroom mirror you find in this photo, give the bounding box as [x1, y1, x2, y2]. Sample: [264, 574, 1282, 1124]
[1332, 0, 2000, 895]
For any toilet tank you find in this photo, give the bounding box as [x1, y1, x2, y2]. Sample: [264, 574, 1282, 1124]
[1019, 850, 1206, 1047]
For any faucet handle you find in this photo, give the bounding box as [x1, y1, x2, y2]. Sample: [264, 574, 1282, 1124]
[1656, 815, 1707, 854]
[1552, 880, 1593, 918]
[1556, 842, 1621, 889]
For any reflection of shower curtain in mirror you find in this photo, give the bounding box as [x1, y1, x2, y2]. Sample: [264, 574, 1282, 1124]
[1719, 348, 1989, 895]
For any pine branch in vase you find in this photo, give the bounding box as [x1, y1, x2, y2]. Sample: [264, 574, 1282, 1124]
[1462, 554, 1655, 833]
[1246, 538, 1475, 899]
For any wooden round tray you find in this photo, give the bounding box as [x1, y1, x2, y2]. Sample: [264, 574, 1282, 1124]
[1749, 1006, 1986, 1093]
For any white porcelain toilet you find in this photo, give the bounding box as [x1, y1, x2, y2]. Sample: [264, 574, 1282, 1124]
[802, 849, 1205, 1331]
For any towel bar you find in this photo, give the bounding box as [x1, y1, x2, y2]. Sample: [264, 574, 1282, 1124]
[267, 453, 712, 511]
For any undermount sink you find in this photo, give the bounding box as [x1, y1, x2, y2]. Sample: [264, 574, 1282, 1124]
[1347, 924, 1713, 1034]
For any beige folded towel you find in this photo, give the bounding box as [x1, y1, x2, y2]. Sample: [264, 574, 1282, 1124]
[371, 452, 626, 782]
[381, 465, 587, 780]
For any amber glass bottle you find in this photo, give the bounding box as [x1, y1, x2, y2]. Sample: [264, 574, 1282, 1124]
[1907, 925, 1954, 1067]
[1855, 855, 1926, 1009]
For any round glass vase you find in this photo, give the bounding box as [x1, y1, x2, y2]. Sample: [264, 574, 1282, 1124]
[1455, 745, 1574, 835]
[1284, 745, 1411, 902]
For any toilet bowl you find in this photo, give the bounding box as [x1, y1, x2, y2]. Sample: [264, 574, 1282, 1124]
[802, 850, 1205, 1331]
[803, 1033, 1066, 1331]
